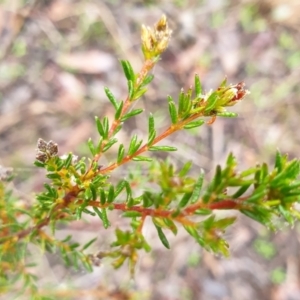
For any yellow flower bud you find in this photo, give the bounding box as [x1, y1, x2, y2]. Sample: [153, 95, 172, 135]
[141, 15, 172, 59]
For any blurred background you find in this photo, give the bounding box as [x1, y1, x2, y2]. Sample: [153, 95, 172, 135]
[0, 0, 300, 299]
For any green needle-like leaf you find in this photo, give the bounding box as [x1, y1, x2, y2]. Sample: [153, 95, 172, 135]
[216, 112, 238, 118]
[220, 77, 227, 87]
[147, 129, 156, 146]
[102, 138, 118, 152]
[204, 92, 219, 113]
[179, 192, 192, 208]
[104, 87, 118, 110]
[117, 144, 125, 164]
[168, 101, 178, 124]
[128, 80, 134, 100]
[247, 186, 267, 203]
[133, 87, 147, 100]
[226, 152, 236, 167]
[107, 185, 115, 203]
[87, 138, 96, 156]
[149, 146, 177, 151]
[123, 182, 133, 208]
[132, 156, 153, 162]
[232, 184, 251, 199]
[142, 74, 154, 86]
[128, 134, 138, 156]
[195, 74, 202, 98]
[121, 60, 135, 81]
[120, 109, 144, 122]
[100, 189, 106, 205]
[178, 89, 185, 115]
[115, 101, 124, 120]
[61, 235, 72, 243]
[113, 124, 122, 136]
[278, 205, 294, 225]
[179, 161, 192, 177]
[101, 208, 110, 229]
[142, 192, 154, 207]
[163, 218, 178, 235]
[115, 180, 126, 197]
[190, 170, 205, 203]
[46, 173, 61, 180]
[95, 116, 104, 137]
[212, 165, 222, 191]
[241, 208, 271, 226]
[64, 153, 73, 168]
[34, 160, 45, 168]
[182, 92, 192, 115]
[184, 119, 205, 129]
[89, 183, 97, 200]
[274, 150, 285, 171]
[81, 237, 97, 251]
[93, 207, 103, 220]
[155, 224, 170, 249]
[102, 117, 109, 139]
[272, 160, 300, 187]
[122, 211, 142, 218]
[129, 138, 143, 156]
[184, 225, 205, 247]
[194, 209, 212, 215]
[148, 113, 155, 133]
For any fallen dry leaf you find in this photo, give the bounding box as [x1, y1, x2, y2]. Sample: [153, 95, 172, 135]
[55, 50, 116, 74]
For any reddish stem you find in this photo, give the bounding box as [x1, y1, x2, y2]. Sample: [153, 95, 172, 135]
[1, 195, 248, 245]
[100, 111, 211, 174]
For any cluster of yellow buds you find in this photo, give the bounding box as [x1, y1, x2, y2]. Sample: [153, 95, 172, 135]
[141, 15, 172, 59]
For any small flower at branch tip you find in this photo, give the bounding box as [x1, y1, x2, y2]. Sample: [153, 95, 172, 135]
[216, 81, 250, 107]
[60, 153, 79, 164]
[88, 254, 102, 267]
[36, 138, 59, 162]
[155, 14, 168, 32]
[0, 165, 13, 181]
[37, 138, 47, 152]
[47, 141, 58, 156]
[141, 25, 152, 50]
[225, 82, 250, 106]
[141, 15, 172, 59]
[70, 175, 77, 187]
[35, 151, 48, 163]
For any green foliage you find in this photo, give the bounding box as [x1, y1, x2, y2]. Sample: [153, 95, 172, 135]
[254, 238, 276, 260]
[1, 15, 300, 299]
[271, 267, 286, 284]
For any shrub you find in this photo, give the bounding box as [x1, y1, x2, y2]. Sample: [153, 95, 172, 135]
[1, 15, 300, 299]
